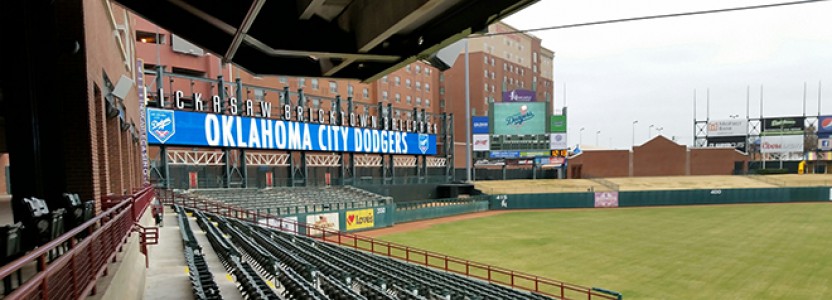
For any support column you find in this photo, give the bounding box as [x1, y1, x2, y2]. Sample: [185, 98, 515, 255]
[240, 149, 248, 188]
[448, 113, 455, 181]
[223, 148, 232, 188]
[337, 96, 346, 185]
[160, 146, 170, 189]
[347, 97, 356, 184]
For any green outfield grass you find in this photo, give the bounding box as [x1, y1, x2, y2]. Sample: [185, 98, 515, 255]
[379, 203, 832, 300]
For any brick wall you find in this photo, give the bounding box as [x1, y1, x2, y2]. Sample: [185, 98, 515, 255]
[690, 148, 748, 175]
[567, 150, 630, 178]
[0, 153, 8, 195]
[633, 137, 688, 176]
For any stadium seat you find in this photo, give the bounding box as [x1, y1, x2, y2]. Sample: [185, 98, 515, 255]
[0, 223, 23, 295]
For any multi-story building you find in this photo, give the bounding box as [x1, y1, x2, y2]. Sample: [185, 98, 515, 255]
[134, 18, 553, 175]
[442, 22, 556, 167]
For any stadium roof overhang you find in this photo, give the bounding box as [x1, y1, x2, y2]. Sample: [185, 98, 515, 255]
[113, 0, 537, 82]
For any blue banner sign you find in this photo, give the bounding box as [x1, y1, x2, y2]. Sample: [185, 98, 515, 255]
[472, 116, 489, 134]
[146, 108, 437, 155]
[489, 151, 521, 159]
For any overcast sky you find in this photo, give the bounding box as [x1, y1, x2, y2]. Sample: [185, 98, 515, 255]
[501, 0, 832, 149]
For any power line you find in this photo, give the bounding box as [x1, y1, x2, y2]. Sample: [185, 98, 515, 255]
[478, 0, 831, 37]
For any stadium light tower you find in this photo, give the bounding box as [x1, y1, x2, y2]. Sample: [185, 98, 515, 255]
[596, 130, 601, 146]
[579, 127, 585, 145]
[657, 127, 664, 136]
[648, 124, 655, 139]
[632, 120, 639, 147]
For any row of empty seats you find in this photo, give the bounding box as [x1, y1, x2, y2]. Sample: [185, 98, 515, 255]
[187, 208, 553, 300]
[175, 206, 222, 299]
[181, 187, 389, 215]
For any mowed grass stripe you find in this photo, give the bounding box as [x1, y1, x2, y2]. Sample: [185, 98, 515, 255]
[380, 203, 832, 300]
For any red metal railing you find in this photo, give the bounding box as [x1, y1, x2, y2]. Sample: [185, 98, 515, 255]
[0, 186, 154, 299]
[158, 189, 618, 300]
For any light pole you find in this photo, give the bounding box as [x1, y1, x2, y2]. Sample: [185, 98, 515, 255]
[464, 39, 471, 182]
[596, 130, 601, 146]
[632, 120, 639, 147]
[579, 127, 585, 145]
[656, 127, 664, 136]
[648, 124, 654, 139]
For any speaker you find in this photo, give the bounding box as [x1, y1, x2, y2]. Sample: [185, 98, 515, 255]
[424, 39, 467, 71]
[111, 75, 134, 100]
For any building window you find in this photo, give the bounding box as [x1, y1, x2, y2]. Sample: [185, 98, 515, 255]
[406, 64, 411, 72]
[484, 83, 488, 91]
[425, 99, 430, 107]
[299, 78, 306, 87]
[521, 69, 525, 76]
[484, 96, 488, 105]
[311, 78, 319, 89]
[329, 81, 337, 93]
[439, 73, 444, 82]
[416, 82, 421, 91]
[382, 91, 388, 101]
[533, 65, 537, 73]
[279, 76, 288, 83]
[395, 76, 401, 86]
[425, 83, 430, 92]
[439, 87, 445, 95]
[533, 52, 538, 63]
[136, 31, 165, 44]
[425, 68, 431, 76]
[484, 56, 488, 64]
[491, 85, 495, 93]
[406, 79, 411, 88]
[440, 99, 445, 108]
[484, 70, 488, 78]
[416, 97, 422, 106]
[363, 88, 369, 98]
[491, 72, 495, 79]
[491, 58, 495, 66]
[254, 89, 264, 101]
[415, 65, 421, 74]
[348, 84, 354, 96]
[406, 96, 412, 104]
[382, 76, 388, 83]
[395, 93, 401, 102]
[312, 98, 320, 108]
[503, 63, 507, 71]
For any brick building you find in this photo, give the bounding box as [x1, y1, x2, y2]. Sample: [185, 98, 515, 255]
[442, 22, 555, 167]
[568, 136, 749, 178]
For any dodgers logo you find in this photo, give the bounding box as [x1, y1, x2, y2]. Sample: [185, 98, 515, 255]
[505, 104, 535, 126]
[418, 134, 429, 154]
[147, 108, 175, 143]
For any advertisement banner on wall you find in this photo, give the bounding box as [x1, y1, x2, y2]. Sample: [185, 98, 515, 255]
[594, 192, 619, 208]
[761, 135, 804, 153]
[345, 209, 375, 231]
[489, 150, 521, 159]
[473, 134, 490, 151]
[472, 116, 489, 134]
[146, 108, 437, 155]
[258, 216, 298, 234]
[706, 119, 747, 137]
[549, 115, 567, 132]
[762, 117, 805, 133]
[819, 139, 832, 151]
[549, 133, 568, 150]
[306, 212, 340, 236]
[502, 89, 537, 102]
[819, 116, 832, 137]
[493, 102, 546, 135]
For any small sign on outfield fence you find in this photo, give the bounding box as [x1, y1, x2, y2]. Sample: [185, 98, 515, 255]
[594, 192, 619, 208]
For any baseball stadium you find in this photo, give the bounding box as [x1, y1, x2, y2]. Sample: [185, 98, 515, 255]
[1, 0, 831, 300]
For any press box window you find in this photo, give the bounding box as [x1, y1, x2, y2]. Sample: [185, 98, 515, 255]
[136, 31, 165, 44]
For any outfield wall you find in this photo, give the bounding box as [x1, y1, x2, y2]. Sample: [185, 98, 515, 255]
[490, 187, 832, 209]
[394, 196, 490, 223]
